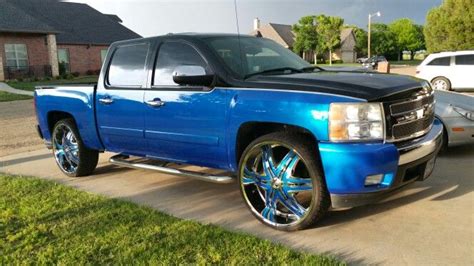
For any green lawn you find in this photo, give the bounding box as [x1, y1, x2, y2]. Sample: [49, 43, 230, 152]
[0, 91, 32, 102]
[316, 63, 361, 67]
[6, 76, 98, 91]
[0, 174, 343, 265]
[389, 60, 422, 66]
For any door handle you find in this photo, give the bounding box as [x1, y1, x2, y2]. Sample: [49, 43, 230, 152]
[99, 97, 114, 105]
[146, 98, 165, 107]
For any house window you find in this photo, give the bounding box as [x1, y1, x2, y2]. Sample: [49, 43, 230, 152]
[4, 44, 28, 69]
[57, 49, 70, 74]
[100, 49, 108, 63]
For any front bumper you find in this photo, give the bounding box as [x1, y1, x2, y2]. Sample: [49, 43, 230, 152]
[319, 119, 443, 208]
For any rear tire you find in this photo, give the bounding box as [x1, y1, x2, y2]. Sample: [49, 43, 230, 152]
[431, 77, 451, 91]
[238, 132, 330, 231]
[52, 119, 99, 177]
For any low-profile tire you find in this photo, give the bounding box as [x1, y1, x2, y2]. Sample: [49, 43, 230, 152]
[431, 77, 452, 91]
[238, 132, 330, 231]
[52, 118, 99, 177]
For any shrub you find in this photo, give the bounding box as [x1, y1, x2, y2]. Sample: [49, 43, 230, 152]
[58, 62, 68, 76]
[72, 72, 80, 77]
[86, 70, 95, 75]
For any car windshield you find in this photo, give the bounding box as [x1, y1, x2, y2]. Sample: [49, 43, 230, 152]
[202, 36, 312, 78]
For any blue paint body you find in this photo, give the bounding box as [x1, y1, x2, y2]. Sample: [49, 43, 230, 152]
[35, 83, 425, 195]
[33, 34, 440, 199]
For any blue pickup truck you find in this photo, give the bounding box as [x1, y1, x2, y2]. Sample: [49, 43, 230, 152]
[35, 34, 443, 230]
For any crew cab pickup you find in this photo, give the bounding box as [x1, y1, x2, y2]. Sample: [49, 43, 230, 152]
[35, 34, 443, 230]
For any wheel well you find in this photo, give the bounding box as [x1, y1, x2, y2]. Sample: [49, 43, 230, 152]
[47, 111, 74, 133]
[431, 76, 451, 84]
[436, 116, 449, 148]
[235, 122, 317, 165]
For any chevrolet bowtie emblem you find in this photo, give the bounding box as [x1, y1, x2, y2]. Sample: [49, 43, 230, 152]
[416, 109, 424, 119]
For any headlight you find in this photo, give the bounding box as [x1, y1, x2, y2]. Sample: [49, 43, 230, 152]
[329, 103, 384, 141]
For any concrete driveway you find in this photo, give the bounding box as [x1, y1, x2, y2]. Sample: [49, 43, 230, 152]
[1, 145, 473, 265]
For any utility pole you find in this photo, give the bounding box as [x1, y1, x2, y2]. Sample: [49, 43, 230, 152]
[368, 11, 381, 59]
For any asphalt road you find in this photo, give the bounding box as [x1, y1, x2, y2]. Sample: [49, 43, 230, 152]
[0, 99, 43, 157]
[1, 145, 473, 265]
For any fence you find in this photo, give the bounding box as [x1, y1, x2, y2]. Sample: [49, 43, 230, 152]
[3, 65, 52, 80]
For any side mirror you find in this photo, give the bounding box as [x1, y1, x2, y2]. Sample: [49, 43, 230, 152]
[172, 65, 215, 86]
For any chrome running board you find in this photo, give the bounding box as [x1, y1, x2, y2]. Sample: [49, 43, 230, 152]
[109, 155, 234, 184]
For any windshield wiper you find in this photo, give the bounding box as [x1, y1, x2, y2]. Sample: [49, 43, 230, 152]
[244, 67, 303, 79]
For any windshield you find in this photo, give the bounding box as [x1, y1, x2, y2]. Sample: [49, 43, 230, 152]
[202, 36, 312, 78]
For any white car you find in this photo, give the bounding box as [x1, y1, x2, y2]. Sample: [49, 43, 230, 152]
[416, 51, 474, 91]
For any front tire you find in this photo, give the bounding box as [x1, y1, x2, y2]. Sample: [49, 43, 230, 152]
[238, 132, 330, 231]
[52, 119, 99, 177]
[431, 77, 451, 91]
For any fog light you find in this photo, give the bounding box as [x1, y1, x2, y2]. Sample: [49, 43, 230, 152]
[423, 158, 436, 180]
[365, 173, 394, 186]
[365, 174, 384, 186]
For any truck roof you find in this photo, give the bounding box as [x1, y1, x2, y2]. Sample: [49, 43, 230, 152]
[111, 33, 254, 46]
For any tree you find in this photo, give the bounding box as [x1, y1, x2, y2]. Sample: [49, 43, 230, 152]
[292, 16, 319, 63]
[316, 15, 344, 65]
[371, 23, 398, 59]
[424, 0, 474, 53]
[389, 18, 425, 60]
[345, 25, 368, 57]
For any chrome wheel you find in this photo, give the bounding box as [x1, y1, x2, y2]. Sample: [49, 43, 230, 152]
[53, 124, 79, 174]
[432, 78, 449, 91]
[240, 142, 314, 228]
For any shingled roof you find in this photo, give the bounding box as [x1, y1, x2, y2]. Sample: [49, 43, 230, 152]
[0, 0, 141, 45]
[0, 0, 58, 34]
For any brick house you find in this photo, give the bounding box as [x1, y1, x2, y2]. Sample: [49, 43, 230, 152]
[0, 0, 141, 81]
[251, 18, 357, 63]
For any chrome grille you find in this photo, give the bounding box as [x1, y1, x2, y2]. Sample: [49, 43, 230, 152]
[384, 86, 435, 142]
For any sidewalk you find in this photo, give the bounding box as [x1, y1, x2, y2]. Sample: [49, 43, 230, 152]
[0, 82, 33, 96]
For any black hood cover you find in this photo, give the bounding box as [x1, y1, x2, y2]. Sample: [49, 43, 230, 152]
[243, 71, 425, 101]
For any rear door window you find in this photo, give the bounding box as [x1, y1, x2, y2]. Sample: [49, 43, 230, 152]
[427, 56, 450, 66]
[107, 43, 149, 87]
[455, 55, 474, 65]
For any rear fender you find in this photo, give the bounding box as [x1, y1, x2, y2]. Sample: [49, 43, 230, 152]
[35, 86, 104, 150]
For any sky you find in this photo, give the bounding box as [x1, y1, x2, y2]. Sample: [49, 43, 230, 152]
[69, 0, 443, 37]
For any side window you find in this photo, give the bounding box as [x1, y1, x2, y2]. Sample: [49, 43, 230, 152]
[427, 57, 450, 66]
[107, 43, 149, 87]
[154, 42, 208, 86]
[455, 55, 474, 65]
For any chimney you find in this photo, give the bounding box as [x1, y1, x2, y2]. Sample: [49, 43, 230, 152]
[253, 17, 260, 31]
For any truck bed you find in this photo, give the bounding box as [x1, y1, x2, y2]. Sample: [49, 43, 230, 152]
[34, 84, 104, 151]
